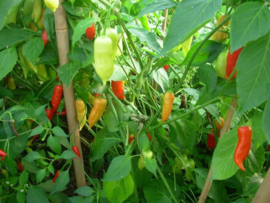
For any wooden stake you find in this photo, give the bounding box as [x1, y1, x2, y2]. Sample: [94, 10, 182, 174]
[54, 0, 86, 188]
[198, 98, 237, 203]
[252, 168, 270, 203]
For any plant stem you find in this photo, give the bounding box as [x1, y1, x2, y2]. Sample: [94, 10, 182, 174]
[175, 15, 231, 92]
[149, 97, 220, 131]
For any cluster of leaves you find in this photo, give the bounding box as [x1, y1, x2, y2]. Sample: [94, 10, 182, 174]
[0, 0, 270, 203]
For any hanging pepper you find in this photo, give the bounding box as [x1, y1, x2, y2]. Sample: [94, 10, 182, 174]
[56, 109, 66, 116]
[42, 30, 49, 46]
[211, 15, 230, 41]
[75, 99, 86, 131]
[104, 28, 118, 59]
[32, 0, 43, 23]
[9, 119, 19, 137]
[37, 64, 49, 82]
[46, 108, 54, 121]
[18, 45, 29, 78]
[0, 149, 7, 157]
[128, 134, 135, 144]
[85, 23, 95, 40]
[182, 35, 193, 57]
[72, 146, 81, 158]
[94, 93, 100, 97]
[147, 133, 152, 141]
[111, 81, 125, 100]
[226, 47, 244, 79]
[207, 129, 216, 149]
[52, 170, 60, 183]
[215, 50, 227, 79]
[162, 91, 175, 122]
[51, 84, 63, 112]
[8, 77, 16, 90]
[17, 163, 23, 172]
[88, 96, 107, 129]
[94, 36, 114, 85]
[163, 65, 169, 71]
[234, 126, 252, 171]
[214, 117, 225, 136]
[44, 0, 59, 12]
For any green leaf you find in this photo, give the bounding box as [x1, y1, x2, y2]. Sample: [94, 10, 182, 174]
[36, 168, 46, 184]
[152, 68, 169, 93]
[62, 1, 90, 17]
[47, 135, 62, 155]
[0, 0, 22, 30]
[198, 65, 217, 93]
[23, 151, 41, 162]
[0, 47, 17, 81]
[127, 27, 161, 52]
[242, 174, 263, 196]
[22, 37, 44, 65]
[246, 146, 265, 175]
[19, 170, 29, 186]
[57, 61, 81, 87]
[236, 35, 270, 115]
[26, 185, 49, 203]
[90, 128, 122, 162]
[263, 86, 270, 144]
[143, 178, 181, 203]
[75, 186, 94, 197]
[72, 17, 96, 47]
[29, 126, 44, 137]
[103, 174, 134, 203]
[60, 150, 76, 159]
[16, 191, 26, 203]
[159, 0, 222, 56]
[103, 155, 132, 181]
[212, 127, 238, 180]
[0, 29, 35, 50]
[145, 158, 157, 177]
[52, 126, 68, 137]
[138, 0, 177, 17]
[139, 131, 149, 151]
[51, 170, 70, 194]
[35, 105, 47, 117]
[252, 112, 267, 149]
[169, 118, 196, 154]
[230, 2, 270, 52]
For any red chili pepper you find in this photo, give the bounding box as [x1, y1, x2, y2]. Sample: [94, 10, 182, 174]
[128, 134, 135, 144]
[17, 163, 23, 172]
[32, 134, 39, 141]
[163, 65, 169, 71]
[94, 93, 100, 97]
[147, 133, 152, 141]
[51, 85, 63, 112]
[0, 149, 7, 157]
[226, 47, 244, 79]
[56, 109, 66, 116]
[42, 30, 49, 46]
[85, 23, 95, 40]
[1, 156, 4, 161]
[52, 170, 60, 183]
[234, 126, 252, 171]
[46, 108, 54, 121]
[111, 81, 125, 100]
[72, 146, 81, 158]
[207, 130, 216, 149]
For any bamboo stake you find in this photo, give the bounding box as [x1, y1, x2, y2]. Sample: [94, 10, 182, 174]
[252, 168, 270, 203]
[198, 97, 238, 203]
[54, 0, 86, 188]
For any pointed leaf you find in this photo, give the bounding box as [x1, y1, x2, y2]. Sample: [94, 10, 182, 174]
[0, 47, 17, 81]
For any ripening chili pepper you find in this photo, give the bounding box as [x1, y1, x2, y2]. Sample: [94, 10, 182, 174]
[18, 45, 29, 78]
[88, 96, 107, 129]
[211, 15, 230, 42]
[111, 81, 125, 100]
[128, 134, 135, 144]
[147, 133, 152, 141]
[226, 47, 244, 79]
[8, 77, 16, 90]
[162, 91, 175, 122]
[17, 163, 23, 172]
[72, 146, 81, 158]
[32, 0, 42, 23]
[163, 65, 169, 71]
[42, 30, 49, 46]
[234, 126, 252, 171]
[86, 23, 95, 40]
[215, 50, 227, 79]
[214, 117, 225, 136]
[0, 149, 7, 157]
[207, 130, 216, 149]
[44, 0, 59, 12]
[46, 108, 54, 121]
[51, 84, 63, 112]
[75, 99, 86, 131]
[52, 170, 60, 183]
[94, 36, 114, 85]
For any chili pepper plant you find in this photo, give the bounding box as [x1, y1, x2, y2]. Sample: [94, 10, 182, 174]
[0, 0, 270, 203]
